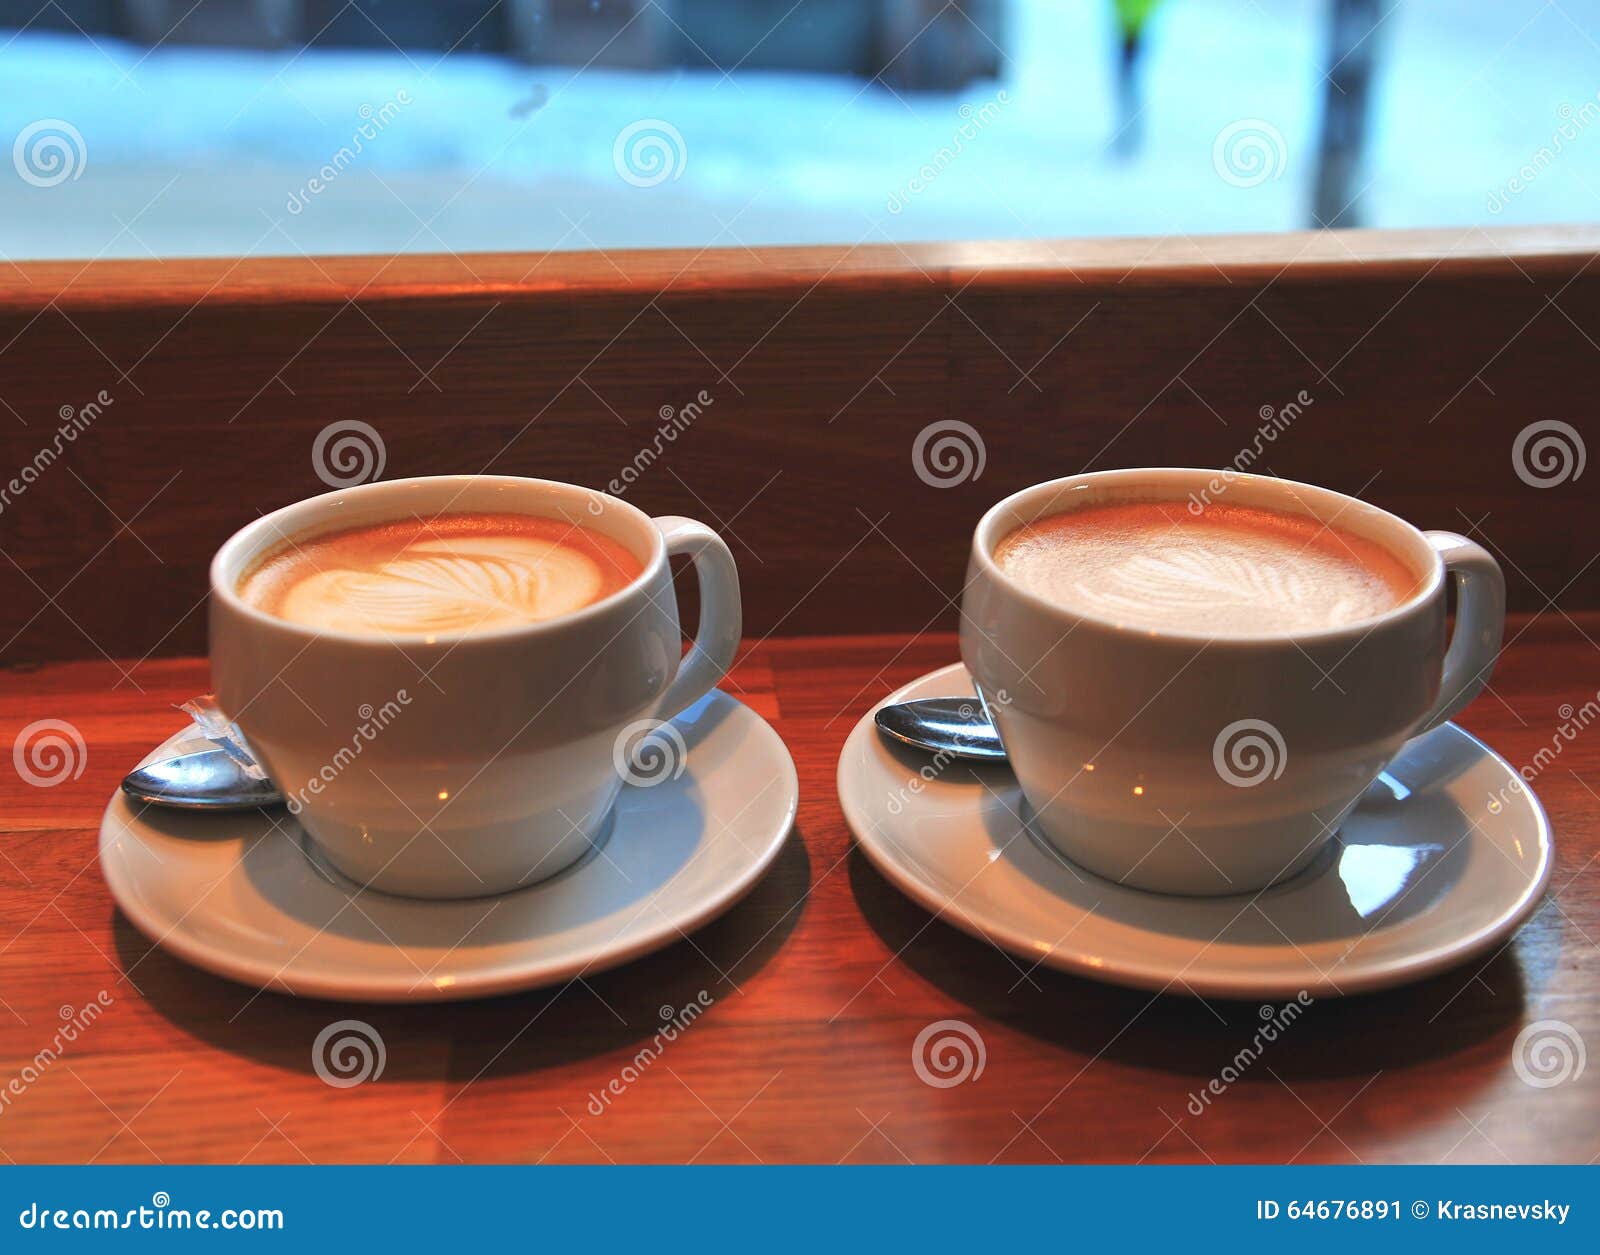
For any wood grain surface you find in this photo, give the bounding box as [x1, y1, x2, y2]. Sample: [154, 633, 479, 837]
[0, 617, 1595, 1164]
[4, 226, 1599, 664]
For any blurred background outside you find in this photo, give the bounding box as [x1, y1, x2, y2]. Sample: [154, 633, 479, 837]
[2, 0, 1598, 262]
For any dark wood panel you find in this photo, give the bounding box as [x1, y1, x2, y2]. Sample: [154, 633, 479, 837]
[2, 228, 1598, 664]
[0, 618, 1595, 1162]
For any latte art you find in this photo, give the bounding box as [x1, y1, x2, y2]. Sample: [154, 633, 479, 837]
[238, 513, 644, 636]
[281, 537, 609, 634]
[1067, 548, 1373, 628]
[994, 500, 1419, 635]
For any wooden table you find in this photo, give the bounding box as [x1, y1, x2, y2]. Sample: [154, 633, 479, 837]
[1, 617, 1596, 1164]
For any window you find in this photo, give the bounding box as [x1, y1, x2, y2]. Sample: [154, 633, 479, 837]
[3, 0, 1594, 261]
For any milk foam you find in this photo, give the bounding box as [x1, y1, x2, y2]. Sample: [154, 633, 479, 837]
[276, 536, 609, 635]
[994, 502, 1415, 635]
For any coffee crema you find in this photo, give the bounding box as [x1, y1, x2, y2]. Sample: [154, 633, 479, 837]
[993, 500, 1420, 634]
[237, 512, 644, 636]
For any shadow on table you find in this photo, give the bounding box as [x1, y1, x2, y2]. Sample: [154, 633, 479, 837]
[847, 845, 1531, 1083]
[108, 828, 809, 1083]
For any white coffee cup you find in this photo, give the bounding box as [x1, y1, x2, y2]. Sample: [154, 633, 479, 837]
[960, 468, 1505, 896]
[210, 474, 741, 899]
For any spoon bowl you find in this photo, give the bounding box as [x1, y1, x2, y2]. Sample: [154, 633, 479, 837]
[122, 748, 284, 811]
[872, 696, 1007, 762]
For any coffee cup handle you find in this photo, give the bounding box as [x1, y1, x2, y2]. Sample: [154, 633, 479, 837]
[652, 516, 743, 720]
[1413, 531, 1506, 735]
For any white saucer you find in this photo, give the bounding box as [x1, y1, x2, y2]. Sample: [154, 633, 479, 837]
[838, 663, 1553, 999]
[101, 690, 797, 1002]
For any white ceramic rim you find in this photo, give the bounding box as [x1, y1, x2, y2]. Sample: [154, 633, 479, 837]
[839, 662, 1555, 999]
[210, 474, 668, 647]
[971, 468, 1447, 647]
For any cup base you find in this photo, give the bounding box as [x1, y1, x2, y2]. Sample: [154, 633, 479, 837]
[298, 806, 610, 900]
[1027, 799, 1343, 897]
